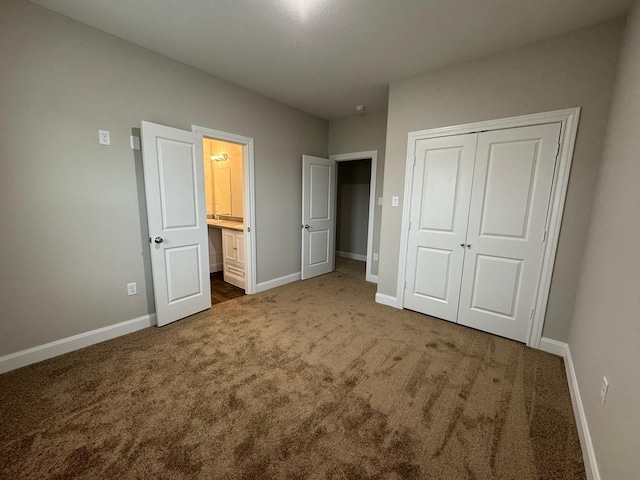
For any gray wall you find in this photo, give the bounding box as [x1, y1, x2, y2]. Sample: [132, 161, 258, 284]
[329, 109, 388, 276]
[377, 19, 624, 342]
[336, 160, 371, 257]
[568, 4, 640, 478]
[0, 0, 327, 356]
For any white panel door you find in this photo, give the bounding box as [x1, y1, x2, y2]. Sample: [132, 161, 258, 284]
[404, 134, 478, 321]
[141, 121, 211, 327]
[457, 123, 561, 342]
[302, 155, 336, 280]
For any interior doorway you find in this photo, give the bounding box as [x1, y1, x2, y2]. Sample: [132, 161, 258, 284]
[202, 137, 247, 304]
[330, 151, 378, 283]
[192, 125, 257, 296]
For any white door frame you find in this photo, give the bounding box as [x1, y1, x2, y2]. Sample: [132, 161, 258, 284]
[192, 125, 257, 294]
[395, 108, 580, 348]
[330, 150, 378, 284]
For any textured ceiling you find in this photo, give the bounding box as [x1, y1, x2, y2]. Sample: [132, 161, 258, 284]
[32, 0, 632, 120]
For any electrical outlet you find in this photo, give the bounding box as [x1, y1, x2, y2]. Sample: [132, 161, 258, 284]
[99, 130, 111, 145]
[127, 282, 137, 296]
[373, 253, 379, 261]
[600, 377, 609, 406]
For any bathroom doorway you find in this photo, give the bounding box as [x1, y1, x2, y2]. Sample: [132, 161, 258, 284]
[193, 125, 257, 299]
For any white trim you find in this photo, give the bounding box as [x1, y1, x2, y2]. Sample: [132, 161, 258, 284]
[396, 108, 581, 349]
[374, 292, 400, 308]
[255, 272, 301, 293]
[0, 314, 156, 374]
[337, 250, 367, 262]
[538, 337, 568, 357]
[538, 338, 600, 480]
[192, 125, 257, 295]
[330, 150, 378, 283]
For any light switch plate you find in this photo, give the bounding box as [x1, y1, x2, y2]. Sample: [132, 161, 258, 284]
[130, 135, 141, 150]
[98, 130, 111, 145]
[392, 196, 399, 207]
[378, 197, 383, 206]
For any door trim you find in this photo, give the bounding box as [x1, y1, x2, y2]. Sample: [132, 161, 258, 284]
[329, 150, 378, 284]
[191, 125, 257, 295]
[396, 108, 580, 348]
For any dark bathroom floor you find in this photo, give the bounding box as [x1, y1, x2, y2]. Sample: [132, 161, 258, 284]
[210, 271, 245, 305]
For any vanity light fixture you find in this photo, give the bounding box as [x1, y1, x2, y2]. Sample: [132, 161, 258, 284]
[210, 153, 228, 162]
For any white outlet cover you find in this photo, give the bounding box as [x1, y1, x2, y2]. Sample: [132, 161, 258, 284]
[373, 253, 379, 261]
[99, 129, 111, 146]
[127, 282, 137, 296]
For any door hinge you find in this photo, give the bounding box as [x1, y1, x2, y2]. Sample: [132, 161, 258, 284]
[408, 221, 412, 230]
[413, 156, 416, 166]
[542, 229, 547, 243]
[530, 308, 535, 319]
[404, 280, 407, 290]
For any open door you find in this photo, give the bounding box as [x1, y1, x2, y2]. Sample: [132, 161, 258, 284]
[301, 155, 337, 280]
[141, 121, 211, 326]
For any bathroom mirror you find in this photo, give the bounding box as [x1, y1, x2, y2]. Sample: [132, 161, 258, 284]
[213, 167, 232, 215]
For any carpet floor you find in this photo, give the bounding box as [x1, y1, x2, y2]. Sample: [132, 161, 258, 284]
[0, 259, 585, 479]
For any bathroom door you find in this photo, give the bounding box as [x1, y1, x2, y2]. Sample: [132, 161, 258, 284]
[141, 121, 211, 327]
[301, 155, 337, 280]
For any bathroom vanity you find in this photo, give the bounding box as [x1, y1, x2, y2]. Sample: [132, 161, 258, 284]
[207, 219, 245, 289]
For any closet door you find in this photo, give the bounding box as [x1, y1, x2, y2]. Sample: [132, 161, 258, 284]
[457, 123, 561, 342]
[404, 134, 477, 321]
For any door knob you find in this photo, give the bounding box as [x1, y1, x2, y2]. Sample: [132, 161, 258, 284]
[466, 244, 471, 248]
[460, 243, 465, 247]
[154, 236, 163, 244]
[304, 225, 310, 230]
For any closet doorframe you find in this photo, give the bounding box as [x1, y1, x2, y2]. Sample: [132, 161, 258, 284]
[396, 108, 580, 348]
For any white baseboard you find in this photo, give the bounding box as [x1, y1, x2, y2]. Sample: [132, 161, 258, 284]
[538, 337, 568, 357]
[539, 337, 600, 480]
[256, 271, 301, 293]
[0, 314, 156, 374]
[375, 292, 400, 308]
[366, 273, 378, 284]
[337, 251, 367, 262]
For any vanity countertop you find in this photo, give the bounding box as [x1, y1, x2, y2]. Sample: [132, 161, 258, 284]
[207, 219, 244, 231]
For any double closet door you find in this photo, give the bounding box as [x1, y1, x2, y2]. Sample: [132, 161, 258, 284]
[404, 123, 561, 343]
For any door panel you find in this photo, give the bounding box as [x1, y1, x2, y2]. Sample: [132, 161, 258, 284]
[309, 230, 330, 266]
[236, 232, 245, 266]
[310, 164, 331, 220]
[223, 230, 236, 262]
[470, 255, 522, 318]
[158, 138, 198, 229]
[141, 121, 211, 327]
[165, 245, 203, 303]
[404, 134, 477, 321]
[302, 155, 336, 280]
[413, 247, 452, 301]
[479, 140, 539, 239]
[457, 123, 561, 342]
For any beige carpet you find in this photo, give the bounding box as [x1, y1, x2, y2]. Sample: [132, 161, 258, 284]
[0, 258, 585, 479]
